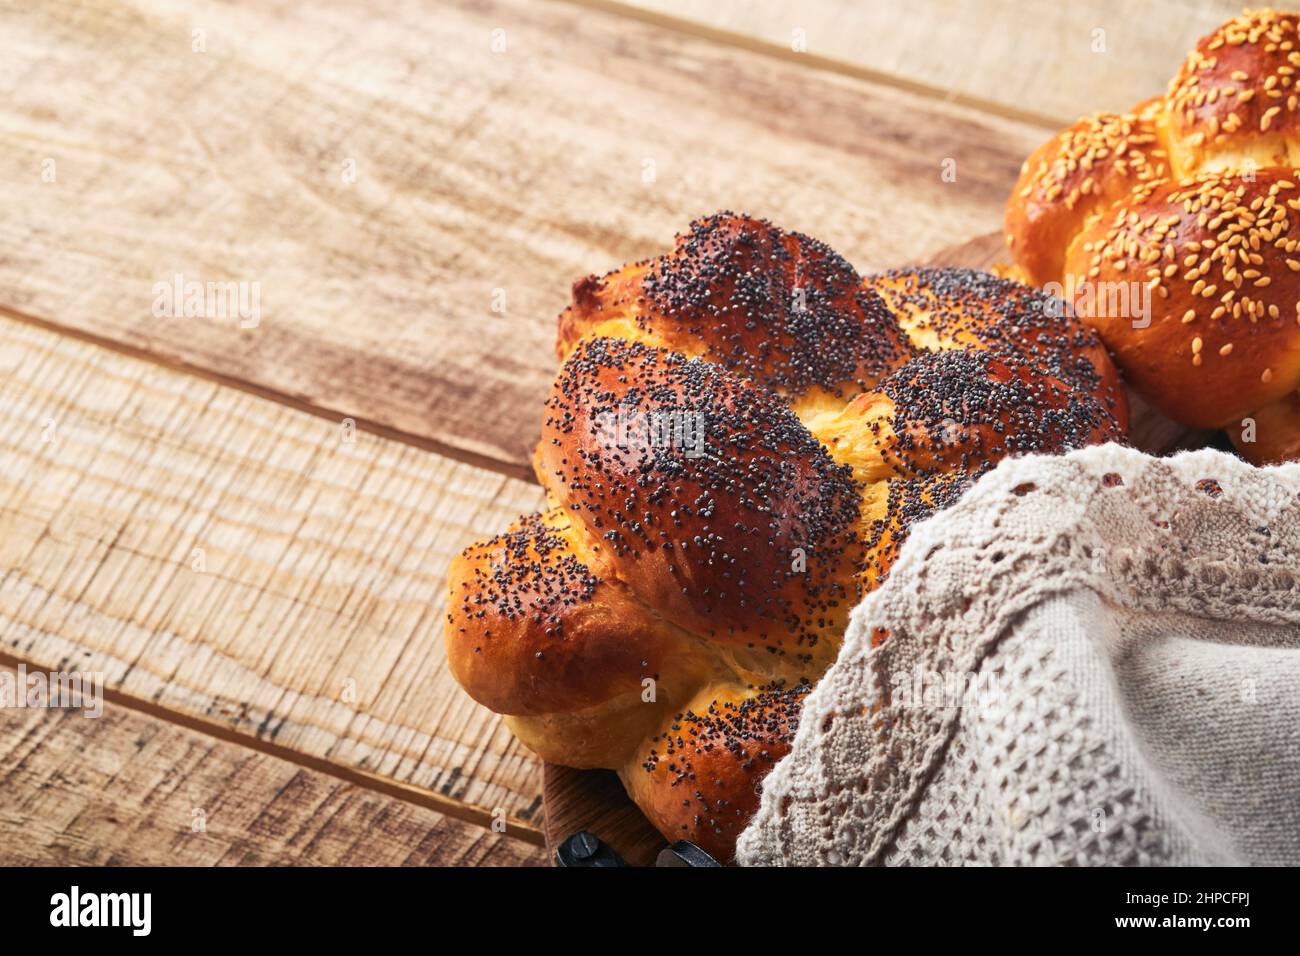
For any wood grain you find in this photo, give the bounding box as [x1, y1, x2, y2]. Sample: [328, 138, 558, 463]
[542, 765, 663, 867]
[0, 314, 549, 834]
[1, 0, 1043, 475]
[610, 0, 1242, 126]
[1, 0, 1229, 867]
[0, 669, 544, 866]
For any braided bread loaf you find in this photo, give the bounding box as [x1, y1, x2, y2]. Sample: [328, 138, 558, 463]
[445, 213, 1127, 861]
[1005, 8, 1300, 464]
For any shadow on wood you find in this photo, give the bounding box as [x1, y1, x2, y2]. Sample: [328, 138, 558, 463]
[542, 765, 664, 867]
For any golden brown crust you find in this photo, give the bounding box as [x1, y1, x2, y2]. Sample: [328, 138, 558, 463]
[557, 213, 915, 396]
[1005, 11, 1300, 458]
[1064, 168, 1300, 429]
[1164, 9, 1300, 173]
[1231, 388, 1300, 462]
[876, 351, 1124, 473]
[855, 471, 972, 593]
[445, 214, 1128, 862]
[445, 508, 693, 717]
[621, 682, 804, 863]
[865, 267, 1130, 436]
[1005, 103, 1169, 286]
[534, 335, 863, 661]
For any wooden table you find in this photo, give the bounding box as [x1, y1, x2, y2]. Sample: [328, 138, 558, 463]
[0, 0, 1240, 866]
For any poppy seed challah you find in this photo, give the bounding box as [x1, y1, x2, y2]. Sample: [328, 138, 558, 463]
[445, 213, 1128, 861]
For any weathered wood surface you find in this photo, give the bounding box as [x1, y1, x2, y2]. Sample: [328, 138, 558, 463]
[612, 0, 1242, 125]
[0, 669, 545, 866]
[0, 0, 1232, 867]
[0, 315, 548, 835]
[1, 0, 1043, 475]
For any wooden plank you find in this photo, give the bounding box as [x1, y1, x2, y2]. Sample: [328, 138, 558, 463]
[608, 0, 1243, 126]
[542, 765, 662, 867]
[1, 0, 1043, 474]
[0, 669, 545, 865]
[0, 314, 549, 833]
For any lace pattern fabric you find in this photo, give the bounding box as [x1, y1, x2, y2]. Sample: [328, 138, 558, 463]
[736, 444, 1300, 866]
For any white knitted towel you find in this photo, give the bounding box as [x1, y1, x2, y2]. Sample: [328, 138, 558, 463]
[736, 444, 1300, 866]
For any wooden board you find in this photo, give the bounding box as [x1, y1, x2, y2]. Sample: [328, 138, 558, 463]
[1, 0, 1044, 476]
[0, 667, 545, 866]
[542, 765, 664, 867]
[610, 0, 1242, 125]
[0, 314, 549, 837]
[539, 229, 1215, 864]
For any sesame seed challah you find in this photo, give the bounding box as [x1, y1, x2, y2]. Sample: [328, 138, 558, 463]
[445, 213, 1127, 861]
[1004, 8, 1300, 464]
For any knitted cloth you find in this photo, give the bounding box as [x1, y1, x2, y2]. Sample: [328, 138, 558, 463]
[736, 444, 1300, 866]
